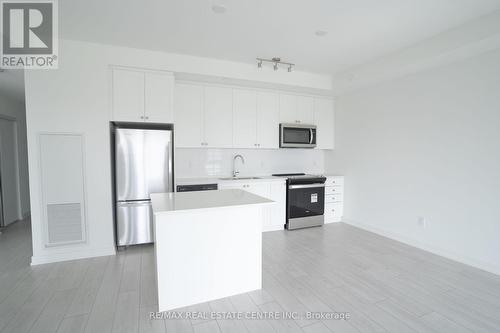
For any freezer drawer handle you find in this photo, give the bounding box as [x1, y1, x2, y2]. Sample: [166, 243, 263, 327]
[117, 200, 151, 205]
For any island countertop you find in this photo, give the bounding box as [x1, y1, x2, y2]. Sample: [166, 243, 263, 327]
[150, 189, 274, 215]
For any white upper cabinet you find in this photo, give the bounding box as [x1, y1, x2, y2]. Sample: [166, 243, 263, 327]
[172, 82, 332, 150]
[279, 94, 314, 124]
[204, 86, 233, 148]
[144, 72, 174, 123]
[256, 91, 279, 149]
[314, 98, 335, 150]
[174, 84, 232, 148]
[233, 89, 257, 148]
[233, 89, 279, 149]
[174, 83, 204, 148]
[112, 68, 145, 122]
[279, 94, 297, 124]
[112, 68, 174, 123]
[297, 96, 314, 124]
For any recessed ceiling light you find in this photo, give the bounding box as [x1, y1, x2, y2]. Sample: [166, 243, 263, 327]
[315, 30, 328, 37]
[211, 4, 227, 14]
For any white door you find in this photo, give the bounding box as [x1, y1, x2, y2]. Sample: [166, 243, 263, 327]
[174, 83, 204, 148]
[256, 92, 279, 149]
[0, 119, 21, 226]
[145, 72, 174, 123]
[112, 69, 145, 122]
[279, 94, 297, 123]
[314, 98, 335, 149]
[233, 89, 257, 148]
[204, 86, 233, 148]
[297, 96, 314, 124]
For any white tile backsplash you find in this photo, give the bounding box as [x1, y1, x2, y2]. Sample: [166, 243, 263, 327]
[175, 148, 325, 178]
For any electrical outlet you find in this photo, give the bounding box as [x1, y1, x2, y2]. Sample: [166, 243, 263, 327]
[417, 216, 426, 228]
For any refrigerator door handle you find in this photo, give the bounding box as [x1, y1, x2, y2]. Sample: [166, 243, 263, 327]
[167, 140, 174, 192]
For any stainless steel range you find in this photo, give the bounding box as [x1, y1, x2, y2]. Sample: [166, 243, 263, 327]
[272, 173, 326, 230]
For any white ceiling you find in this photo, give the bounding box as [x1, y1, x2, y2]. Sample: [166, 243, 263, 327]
[3, 0, 500, 102]
[59, 0, 500, 74]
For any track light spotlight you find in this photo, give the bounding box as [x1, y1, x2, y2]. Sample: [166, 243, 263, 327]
[256, 57, 295, 72]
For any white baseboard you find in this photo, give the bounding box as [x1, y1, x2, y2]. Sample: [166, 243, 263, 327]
[343, 218, 500, 276]
[31, 246, 116, 265]
[263, 225, 284, 232]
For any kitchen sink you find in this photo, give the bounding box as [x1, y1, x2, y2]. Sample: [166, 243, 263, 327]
[219, 177, 262, 180]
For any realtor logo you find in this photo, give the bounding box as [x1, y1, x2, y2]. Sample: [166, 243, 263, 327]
[1, 0, 58, 68]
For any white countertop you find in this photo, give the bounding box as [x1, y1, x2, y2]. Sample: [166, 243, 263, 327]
[175, 176, 285, 186]
[150, 189, 274, 214]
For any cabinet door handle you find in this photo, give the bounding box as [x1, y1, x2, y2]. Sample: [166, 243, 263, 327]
[140, 116, 144, 119]
[145, 116, 149, 120]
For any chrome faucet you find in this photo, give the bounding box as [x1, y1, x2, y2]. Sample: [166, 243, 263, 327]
[232, 154, 245, 178]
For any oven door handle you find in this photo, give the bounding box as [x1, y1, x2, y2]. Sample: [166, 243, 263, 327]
[289, 184, 325, 189]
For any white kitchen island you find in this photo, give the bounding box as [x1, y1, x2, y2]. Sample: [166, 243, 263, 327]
[150, 189, 273, 312]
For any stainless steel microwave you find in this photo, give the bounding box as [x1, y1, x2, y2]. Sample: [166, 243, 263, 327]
[279, 123, 317, 148]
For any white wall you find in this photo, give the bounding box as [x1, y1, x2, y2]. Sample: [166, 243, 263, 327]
[0, 93, 30, 218]
[24, 39, 332, 264]
[176, 148, 324, 179]
[326, 49, 500, 275]
[332, 10, 500, 94]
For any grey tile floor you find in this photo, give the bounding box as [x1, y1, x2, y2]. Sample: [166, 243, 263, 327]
[1, 218, 500, 332]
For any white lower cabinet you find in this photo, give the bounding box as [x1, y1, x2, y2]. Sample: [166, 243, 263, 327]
[218, 180, 286, 232]
[324, 176, 344, 223]
[268, 181, 286, 231]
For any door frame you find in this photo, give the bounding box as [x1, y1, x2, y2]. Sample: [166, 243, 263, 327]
[0, 115, 23, 225]
[0, 149, 4, 227]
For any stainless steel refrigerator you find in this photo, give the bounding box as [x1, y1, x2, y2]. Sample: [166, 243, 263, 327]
[113, 124, 173, 246]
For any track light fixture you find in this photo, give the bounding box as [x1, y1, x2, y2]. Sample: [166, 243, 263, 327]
[256, 57, 295, 72]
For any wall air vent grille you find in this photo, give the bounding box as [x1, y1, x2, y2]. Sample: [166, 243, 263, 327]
[46, 203, 83, 244]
